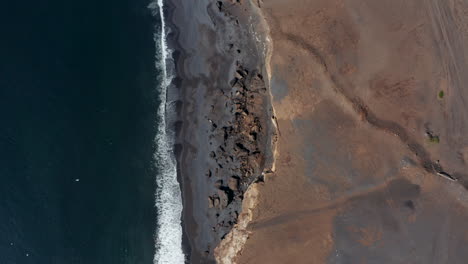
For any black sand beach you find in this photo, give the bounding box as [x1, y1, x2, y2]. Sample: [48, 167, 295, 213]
[167, 0, 274, 262]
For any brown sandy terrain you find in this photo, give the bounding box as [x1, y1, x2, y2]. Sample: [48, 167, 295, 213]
[217, 0, 468, 263]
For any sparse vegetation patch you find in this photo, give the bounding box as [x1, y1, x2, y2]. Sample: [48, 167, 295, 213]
[438, 90, 444, 99]
[429, 135, 440, 143]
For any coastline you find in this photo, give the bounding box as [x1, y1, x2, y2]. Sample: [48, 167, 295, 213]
[160, 2, 193, 263]
[163, 1, 195, 261]
[167, 0, 274, 262]
[150, 0, 185, 263]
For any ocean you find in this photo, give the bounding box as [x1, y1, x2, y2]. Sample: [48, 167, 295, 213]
[0, 0, 183, 263]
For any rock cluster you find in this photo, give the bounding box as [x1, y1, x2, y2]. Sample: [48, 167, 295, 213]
[205, 62, 268, 240]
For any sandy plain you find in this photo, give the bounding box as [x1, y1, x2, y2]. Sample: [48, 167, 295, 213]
[233, 0, 468, 263]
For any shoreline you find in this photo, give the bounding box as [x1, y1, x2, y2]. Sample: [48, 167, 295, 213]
[164, 0, 205, 262]
[159, 0, 193, 261]
[151, 0, 185, 262]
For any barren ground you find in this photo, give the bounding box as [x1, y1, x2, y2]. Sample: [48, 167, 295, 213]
[235, 0, 468, 263]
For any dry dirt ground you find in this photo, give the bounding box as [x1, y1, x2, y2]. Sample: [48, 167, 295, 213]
[236, 0, 468, 263]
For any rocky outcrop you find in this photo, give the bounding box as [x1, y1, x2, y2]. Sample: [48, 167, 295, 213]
[191, 0, 275, 260]
[228, 176, 240, 191]
[214, 183, 260, 264]
[205, 62, 268, 241]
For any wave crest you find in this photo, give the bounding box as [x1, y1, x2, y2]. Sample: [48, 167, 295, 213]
[148, 0, 185, 263]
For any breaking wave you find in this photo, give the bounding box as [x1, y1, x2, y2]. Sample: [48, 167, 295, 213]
[148, 0, 185, 263]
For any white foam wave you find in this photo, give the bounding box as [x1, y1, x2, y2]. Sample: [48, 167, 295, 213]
[148, 0, 185, 263]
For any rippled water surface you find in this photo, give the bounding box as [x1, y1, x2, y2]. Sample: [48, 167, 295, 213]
[0, 0, 158, 263]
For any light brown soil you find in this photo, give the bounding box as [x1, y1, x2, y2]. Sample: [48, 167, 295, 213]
[234, 0, 468, 263]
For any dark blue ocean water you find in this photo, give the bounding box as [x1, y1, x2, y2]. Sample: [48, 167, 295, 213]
[0, 0, 159, 263]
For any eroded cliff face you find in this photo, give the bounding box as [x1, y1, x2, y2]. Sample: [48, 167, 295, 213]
[207, 1, 275, 262]
[212, 1, 277, 263]
[214, 183, 259, 264]
[204, 62, 271, 243]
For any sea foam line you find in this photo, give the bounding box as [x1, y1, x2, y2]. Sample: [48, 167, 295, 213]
[149, 0, 185, 263]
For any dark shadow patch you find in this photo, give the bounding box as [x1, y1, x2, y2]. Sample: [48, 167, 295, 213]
[327, 179, 428, 264]
[270, 75, 288, 101]
[404, 200, 415, 210]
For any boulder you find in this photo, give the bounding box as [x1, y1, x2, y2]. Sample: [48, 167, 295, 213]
[214, 179, 223, 189]
[213, 197, 220, 208]
[218, 189, 229, 208]
[235, 71, 244, 80]
[208, 197, 214, 208]
[228, 176, 240, 191]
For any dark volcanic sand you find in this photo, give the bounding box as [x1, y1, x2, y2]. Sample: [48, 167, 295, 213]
[168, 0, 273, 263]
